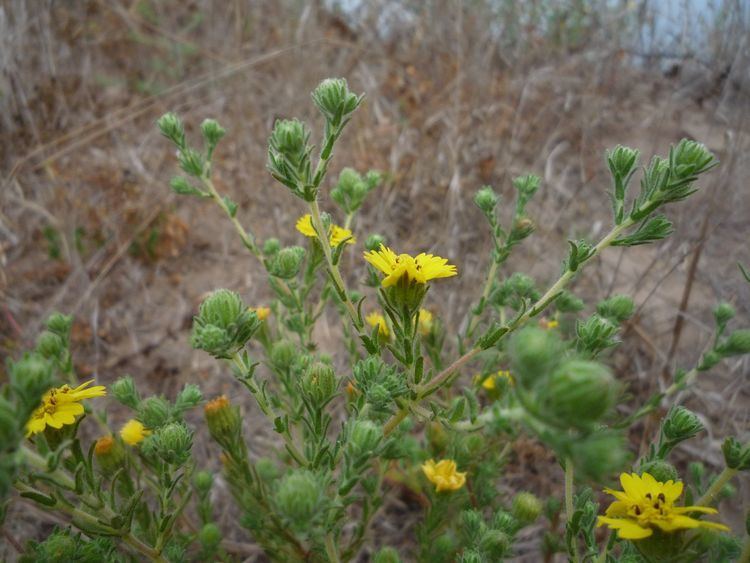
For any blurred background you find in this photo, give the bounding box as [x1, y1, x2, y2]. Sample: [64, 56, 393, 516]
[1, 0, 749, 559]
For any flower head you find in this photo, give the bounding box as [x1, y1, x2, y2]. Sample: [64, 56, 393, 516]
[366, 312, 390, 338]
[540, 318, 559, 330]
[421, 459, 467, 493]
[418, 309, 434, 335]
[250, 306, 271, 321]
[479, 370, 515, 391]
[120, 419, 151, 446]
[295, 214, 355, 248]
[364, 244, 457, 288]
[597, 472, 729, 540]
[26, 380, 106, 436]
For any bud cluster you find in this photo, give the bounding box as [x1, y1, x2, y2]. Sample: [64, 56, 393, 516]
[191, 289, 261, 358]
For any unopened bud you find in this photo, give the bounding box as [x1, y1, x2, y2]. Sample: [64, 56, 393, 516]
[714, 302, 736, 326]
[274, 470, 323, 526]
[199, 523, 221, 548]
[200, 118, 225, 149]
[269, 247, 305, 279]
[662, 406, 704, 444]
[263, 237, 281, 255]
[302, 362, 337, 404]
[474, 186, 499, 214]
[311, 78, 362, 124]
[204, 395, 241, 442]
[111, 375, 140, 409]
[139, 396, 171, 429]
[512, 492, 543, 524]
[350, 419, 382, 456]
[373, 546, 401, 563]
[717, 330, 750, 357]
[639, 460, 679, 483]
[365, 234, 386, 252]
[507, 327, 561, 388]
[193, 470, 213, 494]
[542, 360, 616, 428]
[596, 294, 635, 323]
[35, 331, 65, 360]
[155, 422, 193, 465]
[270, 340, 297, 371]
[157, 112, 185, 147]
[94, 435, 126, 475]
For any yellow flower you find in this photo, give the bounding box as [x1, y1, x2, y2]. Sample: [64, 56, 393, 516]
[250, 306, 271, 321]
[540, 318, 559, 330]
[418, 309, 434, 335]
[366, 311, 390, 338]
[597, 472, 729, 540]
[295, 214, 356, 247]
[26, 380, 107, 436]
[363, 244, 457, 288]
[421, 459, 467, 493]
[120, 419, 151, 446]
[479, 370, 515, 391]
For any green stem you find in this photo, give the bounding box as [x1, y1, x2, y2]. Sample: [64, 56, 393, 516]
[696, 467, 738, 507]
[464, 258, 499, 340]
[325, 533, 341, 563]
[565, 457, 580, 563]
[202, 177, 260, 256]
[739, 535, 750, 563]
[308, 199, 363, 333]
[230, 354, 309, 467]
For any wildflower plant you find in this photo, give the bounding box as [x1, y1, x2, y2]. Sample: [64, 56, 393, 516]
[3, 76, 749, 562]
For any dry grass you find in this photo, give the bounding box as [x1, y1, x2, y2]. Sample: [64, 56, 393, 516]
[1, 1, 749, 560]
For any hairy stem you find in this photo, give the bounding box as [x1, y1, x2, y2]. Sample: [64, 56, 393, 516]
[308, 199, 363, 333]
[696, 466, 738, 507]
[565, 457, 580, 563]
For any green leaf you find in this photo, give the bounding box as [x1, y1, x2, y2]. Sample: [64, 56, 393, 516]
[20, 490, 57, 507]
[611, 215, 673, 246]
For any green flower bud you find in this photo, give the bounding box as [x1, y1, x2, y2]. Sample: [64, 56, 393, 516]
[662, 406, 704, 444]
[607, 145, 640, 180]
[670, 139, 716, 180]
[154, 422, 193, 465]
[94, 436, 126, 477]
[311, 78, 362, 124]
[138, 396, 171, 429]
[365, 234, 386, 252]
[178, 147, 205, 177]
[541, 360, 617, 428]
[267, 120, 312, 195]
[461, 509, 485, 543]
[274, 470, 323, 526]
[372, 546, 401, 563]
[255, 457, 280, 482]
[204, 396, 241, 443]
[35, 331, 65, 359]
[350, 419, 382, 456]
[193, 470, 213, 494]
[175, 383, 202, 412]
[201, 118, 225, 148]
[507, 327, 560, 387]
[9, 354, 54, 415]
[714, 302, 736, 326]
[491, 510, 518, 534]
[192, 289, 260, 358]
[596, 294, 635, 323]
[301, 361, 337, 405]
[45, 312, 72, 338]
[698, 350, 722, 371]
[474, 186, 499, 214]
[198, 523, 221, 548]
[716, 330, 750, 357]
[39, 531, 77, 560]
[263, 237, 281, 255]
[111, 375, 141, 409]
[459, 549, 483, 563]
[555, 291, 584, 313]
[157, 112, 186, 147]
[576, 314, 619, 355]
[269, 339, 298, 371]
[570, 431, 630, 482]
[331, 167, 375, 213]
[639, 460, 679, 483]
[722, 437, 750, 470]
[479, 529, 510, 558]
[512, 491, 543, 524]
[269, 246, 305, 279]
